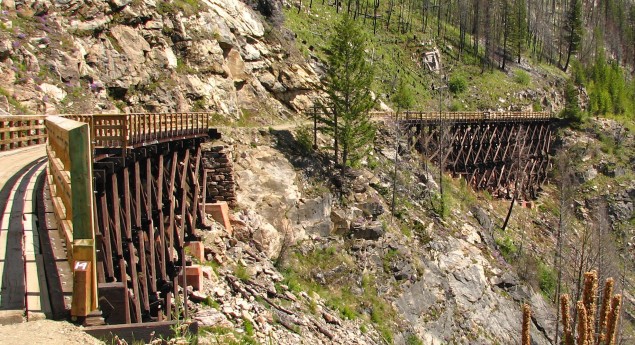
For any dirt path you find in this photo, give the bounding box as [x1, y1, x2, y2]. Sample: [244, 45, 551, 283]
[0, 319, 103, 345]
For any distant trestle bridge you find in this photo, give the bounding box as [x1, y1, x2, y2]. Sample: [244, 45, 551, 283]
[373, 111, 556, 199]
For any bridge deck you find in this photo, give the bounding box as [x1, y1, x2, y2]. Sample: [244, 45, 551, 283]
[373, 111, 554, 123]
[0, 146, 63, 321]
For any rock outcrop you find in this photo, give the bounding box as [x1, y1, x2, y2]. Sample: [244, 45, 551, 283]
[0, 0, 321, 117]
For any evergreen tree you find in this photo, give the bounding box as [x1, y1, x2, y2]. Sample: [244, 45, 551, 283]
[562, 80, 582, 124]
[509, 0, 528, 63]
[320, 15, 376, 168]
[563, 0, 583, 71]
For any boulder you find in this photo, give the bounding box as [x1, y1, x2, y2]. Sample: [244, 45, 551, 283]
[608, 189, 634, 223]
[206, 0, 265, 38]
[194, 309, 233, 328]
[471, 206, 492, 232]
[39, 83, 67, 102]
[358, 200, 384, 220]
[289, 194, 333, 237]
[108, 0, 131, 8]
[252, 221, 282, 259]
[350, 220, 385, 240]
[69, 16, 112, 33]
[226, 48, 247, 82]
[186, 39, 225, 75]
[330, 209, 351, 235]
[109, 25, 151, 65]
[0, 39, 12, 60]
[577, 167, 598, 183]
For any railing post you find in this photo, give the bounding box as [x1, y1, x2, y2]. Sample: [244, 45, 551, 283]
[123, 114, 129, 158]
[0, 119, 4, 150]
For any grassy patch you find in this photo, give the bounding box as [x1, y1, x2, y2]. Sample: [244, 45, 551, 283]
[281, 245, 400, 341]
[234, 264, 251, 282]
[495, 233, 518, 262]
[382, 248, 399, 273]
[156, 0, 205, 17]
[199, 326, 257, 345]
[513, 70, 531, 86]
[0, 87, 30, 114]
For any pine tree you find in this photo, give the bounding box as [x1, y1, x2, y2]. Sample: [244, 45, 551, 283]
[320, 15, 376, 169]
[564, 0, 583, 72]
[509, 0, 527, 63]
[563, 80, 582, 124]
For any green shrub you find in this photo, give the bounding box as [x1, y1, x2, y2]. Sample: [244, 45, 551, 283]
[234, 264, 251, 282]
[295, 125, 314, 153]
[406, 334, 424, 345]
[243, 319, 255, 336]
[449, 100, 463, 111]
[514, 70, 531, 86]
[495, 234, 518, 262]
[538, 261, 557, 299]
[448, 75, 468, 94]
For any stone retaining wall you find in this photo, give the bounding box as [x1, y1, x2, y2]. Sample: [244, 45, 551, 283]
[202, 145, 236, 207]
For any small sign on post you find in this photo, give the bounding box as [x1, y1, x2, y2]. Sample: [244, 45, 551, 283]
[71, 259, 92, 318]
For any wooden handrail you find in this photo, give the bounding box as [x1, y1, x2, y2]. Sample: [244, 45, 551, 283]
[0, 115, 47, 151]
[62, 113, 212, 154]
[371, 111, 553, 122]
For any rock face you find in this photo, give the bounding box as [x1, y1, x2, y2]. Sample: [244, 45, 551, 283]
[0, 0, 321, 116]
[395, 237, 553, 345]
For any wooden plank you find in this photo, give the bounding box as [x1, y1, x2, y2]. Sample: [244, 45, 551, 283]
[25, 255, 52, 318]
[38, 186, 72, 319]
[138, 233, 149, 313]
[100, 195, 115, 280]
[177, 150, 190, 247]
[98, 282, 127, 324]
[123, 168, 142, 323]
[146, 158, 156, 293]
[111, 174, 130, 324]
[134, 162, 142, 229]
[84, 320, 198, 344]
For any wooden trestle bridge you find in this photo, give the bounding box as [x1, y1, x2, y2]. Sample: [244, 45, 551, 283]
[379, 111, 556, 199]
[0, 110, 556, 337]
[1, 113, 216, 337]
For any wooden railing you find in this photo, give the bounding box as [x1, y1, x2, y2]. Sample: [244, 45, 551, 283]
[371, 111, 553, 122]
[64, 113, 211, 155]
[0, 115, 47, 151]
[45, 116, 97, 318]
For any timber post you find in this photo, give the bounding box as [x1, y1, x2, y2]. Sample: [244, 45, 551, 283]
[45, 116, 98, 319]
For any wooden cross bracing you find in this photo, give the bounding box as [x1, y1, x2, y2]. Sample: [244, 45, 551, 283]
[412, 119, 554, 200]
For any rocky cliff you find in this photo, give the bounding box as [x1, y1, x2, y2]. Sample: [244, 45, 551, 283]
[0, 0, 320, 118]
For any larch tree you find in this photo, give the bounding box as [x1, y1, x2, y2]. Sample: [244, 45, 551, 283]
[320, 15, 376, 170]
